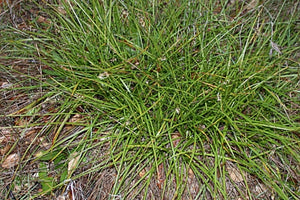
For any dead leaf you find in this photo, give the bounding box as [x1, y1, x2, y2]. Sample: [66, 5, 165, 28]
[121, 9, 129, 20]
[188, 168, 195, 179]
[157, 163, 165, 189]
[0, 128, 12, 143]
[187, 167, 199, 196]
[171, 132, 181, 147]
[244, 0, 259, 11]
[37, 15, 45, 23]
[68, 152, 80, 177]
[226, 165, 245, 183]
[0, 136, 5, 143]
[57, 6, 67, 15]
[97, 72, 109, 80]
[0, 145, 11, 155]
[2, 153, 20, 168]
[56, 195, 66, 200]
[38, 137, 51, 149]
[24, 128, 40, 138]
[139, 168, 146, 178]
[15, 117, 29, 126]
[69, 114, 83, 123]
[138, 14, 146, 28]
[0, 81, 13, 88]
[255, 182, 268, 194]
[37, 15, 51, 24]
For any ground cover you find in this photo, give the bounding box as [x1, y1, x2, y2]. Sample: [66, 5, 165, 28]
[0, 0, 299, 199]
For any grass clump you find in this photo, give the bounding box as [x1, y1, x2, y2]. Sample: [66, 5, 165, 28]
[1, 0, 299, 199]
